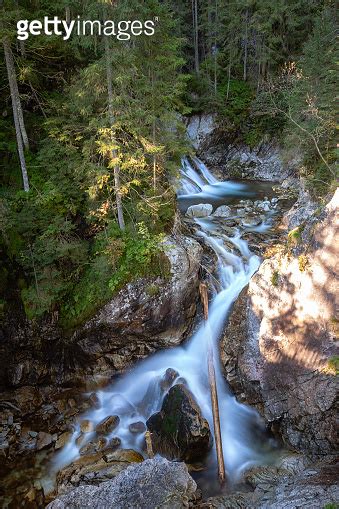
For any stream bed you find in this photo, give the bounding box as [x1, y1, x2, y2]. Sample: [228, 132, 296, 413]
[52, 158, 284, 494]
[1, 157, 291, 506]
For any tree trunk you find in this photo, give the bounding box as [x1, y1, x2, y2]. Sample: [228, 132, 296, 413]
[226, 51, 232, 101]
[213, 0, 218, 95]
[3, 39, 29, 151]
[243, 9, 249, 81]
[152, 120, 157, 191]
[192, 0, 199, 74]
[3, 38, 30, 191]
[104, 36, 125, 230]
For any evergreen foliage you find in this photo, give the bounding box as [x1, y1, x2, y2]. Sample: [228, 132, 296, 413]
[0, 0, 336, 325]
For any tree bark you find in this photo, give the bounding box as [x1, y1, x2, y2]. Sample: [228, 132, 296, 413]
[3, 38, 30, 191]
[243, 9, 249, 81]
[213, 0, 218, 95]
[192, 0, 199, 74]
[104, 36, 125, 230]
[199, 283, 226, 486]
[3, 38, 29, 151]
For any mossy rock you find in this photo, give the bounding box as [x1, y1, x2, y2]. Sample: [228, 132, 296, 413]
[146, 384, 212, 462]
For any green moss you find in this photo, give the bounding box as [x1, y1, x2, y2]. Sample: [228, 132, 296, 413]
[146, 284, 161, 297]
[59, 223, 169, 330]
[288, 227, 302, 243]
[271, 270, 279, 287]
[327, 356, 339, 375]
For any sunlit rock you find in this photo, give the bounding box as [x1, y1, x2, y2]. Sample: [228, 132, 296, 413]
[47, 457, 197, 509]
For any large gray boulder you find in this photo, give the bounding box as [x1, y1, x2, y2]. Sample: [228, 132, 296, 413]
[186, 203, 213, 218]
[146, 384, 212, 462]
[47, 457, 197, 509]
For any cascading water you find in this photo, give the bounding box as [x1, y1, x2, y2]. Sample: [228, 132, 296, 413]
[54, 157, 279, 487]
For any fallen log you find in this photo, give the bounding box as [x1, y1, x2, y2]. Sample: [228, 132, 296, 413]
[199, 283, 226, 486]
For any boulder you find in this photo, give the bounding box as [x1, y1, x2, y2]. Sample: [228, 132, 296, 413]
[213, 205, 232, 218]
[47, 457, 197, 509]
[186, 203, 213, 218]
[146, 384, 212, 462]
[95, 416, 119, 435]
[128, 421, 146, 434]
[55, 448, 144, 495]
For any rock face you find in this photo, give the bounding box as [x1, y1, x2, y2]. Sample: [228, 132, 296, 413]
[74, 235, 202, 381]
[221, 189, 338, 455]
[185, 114, 298, 183]
[146, 384, 212, 462]
[47, 457, 198, 509]
[1, 235, 202, 388]
[186, 114, 216, 150]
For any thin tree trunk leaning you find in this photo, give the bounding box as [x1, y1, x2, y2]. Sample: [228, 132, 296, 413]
[3, 39, 29, 150]
[104, 35, 125, 230]
[199, 282, 226, 486]
[3, 38, 30, 191]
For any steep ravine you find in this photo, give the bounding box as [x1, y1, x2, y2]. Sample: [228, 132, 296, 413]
[0, 134, 337, 508]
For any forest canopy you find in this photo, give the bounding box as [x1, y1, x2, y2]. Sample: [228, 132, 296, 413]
[0, 0, 336, 327]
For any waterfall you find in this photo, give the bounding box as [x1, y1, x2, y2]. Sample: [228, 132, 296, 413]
[54, 158, 277, 482]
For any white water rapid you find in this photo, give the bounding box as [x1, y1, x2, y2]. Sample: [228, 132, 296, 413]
[54, 157, 278, 485]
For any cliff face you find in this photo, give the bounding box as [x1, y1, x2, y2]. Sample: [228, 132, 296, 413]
[0, 235, 202, 390]
[221, 189, 338, 455]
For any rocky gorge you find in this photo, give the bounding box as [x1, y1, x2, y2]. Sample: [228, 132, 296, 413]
[1, 118, 338, 508]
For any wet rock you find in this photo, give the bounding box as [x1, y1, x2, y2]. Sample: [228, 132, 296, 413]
[236, 208, 247, 217]
[160, 368, 179, 391]
[48, 457, 197, 509]
[94, 436, 109, 451]
[146, 384, 212, 462]
[80, 442, 96, 456]
[36, 431, 54, 450]
[257, 200, 271, 212]
[80, 420, 94, 434]
[88, 393, 101, 409]
[108, 437, 121, 450]
[241, 216, 262, 227]
[186, 203, 213, 218]
[55, 448, 144, 495]
[129, 421, 146, 434]
[95, 416, 119, 435]
[55, 431, 72, 450]
[213, 205, 232, 218]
